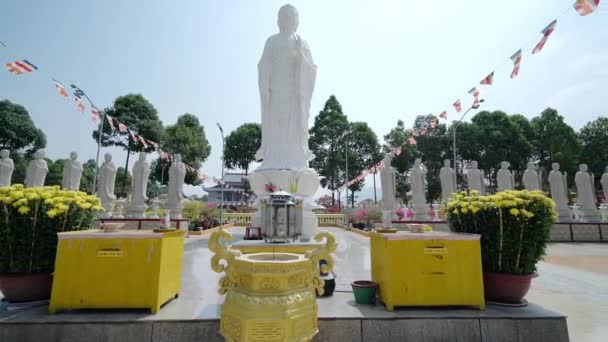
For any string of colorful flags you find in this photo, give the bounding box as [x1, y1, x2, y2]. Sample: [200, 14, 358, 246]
[2, 49, 216, 184]
[338, 0, 601, 192]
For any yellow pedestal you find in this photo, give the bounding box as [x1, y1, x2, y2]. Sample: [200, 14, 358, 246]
[210, 229, 336, 342]
[370, 231, 485, 311]
[49, 229, 185, 314]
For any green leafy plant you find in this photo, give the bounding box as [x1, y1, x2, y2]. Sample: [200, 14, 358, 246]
[0, 185, 103, 273]
[445, 190, 556, 275]
[182, 201, 203, 221]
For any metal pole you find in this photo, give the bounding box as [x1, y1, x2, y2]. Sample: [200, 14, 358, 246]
[345, 134, 349, 208]
[70, 85, 101, 194]
[217, 123, 225, 226]
[451, 100, 484, 190]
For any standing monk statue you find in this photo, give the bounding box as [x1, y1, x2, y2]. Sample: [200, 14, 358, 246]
[62, 152, 83, 190]
[256, 4, 317, 170]
[25, 150, 48, 188]
[0, 149, 14, 187]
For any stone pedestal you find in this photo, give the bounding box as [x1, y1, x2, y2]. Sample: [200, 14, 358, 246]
[249, 168, 322, 241]
[127, 203, 148, 219]
[382, 210, 393, 228]
[412, 203, 428, 221]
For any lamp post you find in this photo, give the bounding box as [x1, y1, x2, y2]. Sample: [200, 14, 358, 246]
[452, 99, 484, 188]
[338, 129, 352, 208]
[217, 123, 225, 226]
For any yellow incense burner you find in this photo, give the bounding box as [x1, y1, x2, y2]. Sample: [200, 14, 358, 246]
[209, 229, 336, 342]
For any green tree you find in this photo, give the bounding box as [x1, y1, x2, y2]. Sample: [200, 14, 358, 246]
[78, 159, 97, 193]
[530, 108, 580, 188]
[150, 114, 211, 186]
[224, 123, 261, 175]
[44, 159, 64, 186]
[309, 95, 349, 205]
[411, 114, 450, 201]
[345, 121, 381, 208]
[92, 94, 164, 192]
[383, 120, 416, 203]
[579, 117, 608, 190]
[115, 167, 131, 197]
[0, 100, 46, 155]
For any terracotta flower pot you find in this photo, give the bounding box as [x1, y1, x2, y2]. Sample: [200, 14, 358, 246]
[483, 272, 538, 304]
[0, 273, 53, 302]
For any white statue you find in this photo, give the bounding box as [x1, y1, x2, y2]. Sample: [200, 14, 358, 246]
[61, 151, 83, 190]
[549, 162, 569, 218]
[0, 149, 14, 187]
[167, 154, 186, 218]
[497, 161, 514, 191]
[466, 161, 485, 195]
[522, 161, 540, 191]
[410, 158, 428, 218]
[24, 150, 48, 188]
[380, 155, 397, 211]
[575, 163, 598, 218]
[439, 159, 456, 201]
[128, 152, 150, 218]
[255, 4, 317, 170]
[601, 166, 608, 204]
[98, 152, 117, 216]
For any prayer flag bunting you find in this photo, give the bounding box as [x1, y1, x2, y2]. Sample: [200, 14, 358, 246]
[439, 111, 448, 119]
[160, 150, 169, 160]
[412, 130, 420, 137]
[129, 131, 138, 142]
[91, 106, 100, 122]
[532, 20, 557, 54]
[6, 59, 37, 75]
[118, 122, 128, 133]
[468, 87, 480, 100]
[480, 72, 494, 85]
[573, 0, 600, 16]
[408, 137, 417, 145]
[394, 146, 402, 156]
[510, 49, 522, 79]
[52, 78, 69, 99]
[430, 119, 437, 128]
[106, 115, 117, 131]
[453, 100, 462, 113]
[139, 135, 148, 148]
[75, 97, 85, 112]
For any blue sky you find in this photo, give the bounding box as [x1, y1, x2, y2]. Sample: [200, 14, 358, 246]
[1, 0, 607, 200]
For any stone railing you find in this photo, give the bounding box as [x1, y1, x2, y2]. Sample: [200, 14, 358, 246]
[317, 214, 346, 226]
[223, 213, 254, 226]
[222, 213, 346, 227]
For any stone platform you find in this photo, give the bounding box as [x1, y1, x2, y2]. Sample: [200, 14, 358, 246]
[0, 227, 569, 342]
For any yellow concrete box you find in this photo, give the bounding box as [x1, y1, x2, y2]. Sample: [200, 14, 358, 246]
[370, 231, 485, 311]
[49, 229, 185, 314]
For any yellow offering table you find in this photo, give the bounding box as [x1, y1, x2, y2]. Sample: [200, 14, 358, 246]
[49, 229, 185, 314]
[370, 231, 485, 311]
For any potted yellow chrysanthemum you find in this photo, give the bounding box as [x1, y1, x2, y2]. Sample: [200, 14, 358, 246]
[0, 185, 103, 302]
[445, 190, 556, 304]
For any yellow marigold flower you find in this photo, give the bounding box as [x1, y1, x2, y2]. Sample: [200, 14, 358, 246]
[470, 206, 480, 214]
[423, 225, 433, 232]
[452, 209, 459, 215]
[26, 193, 40, 201]
[55, 203, 69, 212]
[12, 184, 24, 189]
[92, 205, 104, 212]
[77, 202, 92, 210]
[521, 209, 534, 218]
[47, 208, 59, 218]
[509, 208, 520, 216]
[460, 207, 469, 214]
[43, 198, 54, 205]
[40, 191, 53, 200]
[10, 191, 24, 199]
[2, 196, 14, 204]
[17, 206, 30, 215]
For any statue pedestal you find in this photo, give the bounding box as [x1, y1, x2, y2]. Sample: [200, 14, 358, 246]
[249, 168, 322, 241]
[127, 203, 148, 219]
[382, 210, 393, 228]
[412, 203, 428, 221]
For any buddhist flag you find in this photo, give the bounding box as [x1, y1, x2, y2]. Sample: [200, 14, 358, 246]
[394, 146, 402, 156]
[439, 111, 448, 119]
[129, 131, 138, 142]
[75, 97, 85, 112]
[91, 106, 100, 122]
[532, 20, 557, 54]
[468, 87, 480, 101]
[412, 130, 420, 137]
[106, 115, 117, 131]
[148, 140, 159, 150]
[453, 100, 462, 113]
[160, 150, 169, 160]
[52, 78, 69, 99]
[6, 59, 37, 75]
[573, 0, 600, 16]
[118, 122, 128, 133]
[139, 135, 148, 148]
[430, 119, 437, 128]
[510, 49, 522, 79]
[408, 137, 417, 145]
[480, 71, 494, 85]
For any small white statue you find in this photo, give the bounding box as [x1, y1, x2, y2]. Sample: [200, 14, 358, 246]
[466, 161, 485, 195]
[255, 4, 317, 170]
[410, 158, 428, 218]
[601, 166, 608, 204]
[0, 149, 14, 187]
[128, 152, 151, 218]
[522, 161, 540, 191]
[61, 151, 83, 190]
[380, 154, 397, 211]
[497, 161, 514, 191]
[167, 153, 186, 219]
[98, 152, 117, 217]
[439, 159, 456, 201]
[548, 162, 569, 218]
[575, 163, 598, 218]
[25, 149, 48, 188]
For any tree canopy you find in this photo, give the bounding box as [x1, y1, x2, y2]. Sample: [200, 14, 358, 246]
[0, 100, 46, 155]
[579, 117, 608, 187]
[224, 123, 261, 175]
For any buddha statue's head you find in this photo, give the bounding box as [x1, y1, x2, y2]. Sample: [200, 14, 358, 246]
[278, 4, 299, 34]
[0, 149, 8, 158]
[70, 151, 78, 161]
[552, 162, 560, 171]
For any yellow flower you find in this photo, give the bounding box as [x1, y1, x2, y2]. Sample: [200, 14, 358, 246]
[509, 208, 520, 216]
[18, 206, 30, 215]
[44, 198, 54, 205]
[47, 208, 59, 218]
[10, 191, 24, 199]
[460, 207, 469, 214]
[521, 209, 534, 218]
[2, 196, 14, 204]
[423, 225, 433, 232]
[92, 205, 104, 212]
[470, 206, 480, 214]
[12, 198, 28, 207]
[77, 202, 92, 210]
[452, 209, 459, 215]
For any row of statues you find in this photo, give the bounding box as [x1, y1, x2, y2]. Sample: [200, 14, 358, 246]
[378, 154, 608, 220]
[0, 149, 187, 219]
